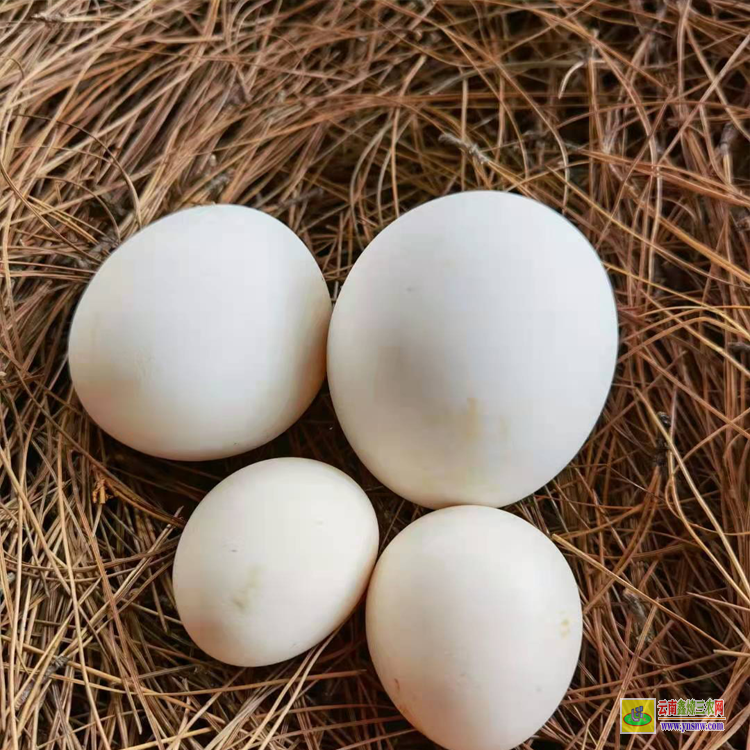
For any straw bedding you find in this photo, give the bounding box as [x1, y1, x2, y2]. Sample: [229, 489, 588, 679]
[1, 1, 749, 748]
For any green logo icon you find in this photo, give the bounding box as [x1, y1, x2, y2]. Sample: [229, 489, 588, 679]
[623, 707, 652, 727]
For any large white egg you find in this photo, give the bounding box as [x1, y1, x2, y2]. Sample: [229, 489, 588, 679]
[366, 506, 582, 750]
[69, 205, 331, 460]
[173, 458, 379, 666]
[328, 191, 617, 508]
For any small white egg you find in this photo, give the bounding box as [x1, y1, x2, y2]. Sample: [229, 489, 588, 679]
[173, 458, 379, 667]
[366, 506, 582, 750]
[69, 205, 331, 460]
[328, 191, 617, 508]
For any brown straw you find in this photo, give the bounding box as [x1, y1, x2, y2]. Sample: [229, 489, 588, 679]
[1, 1, 749, 748]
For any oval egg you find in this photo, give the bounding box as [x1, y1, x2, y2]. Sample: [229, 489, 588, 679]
[328, 191, 617, 508]
[366, 506, 582, 750]
[173, 458, 379, 667]
[69, 204, 331, 460]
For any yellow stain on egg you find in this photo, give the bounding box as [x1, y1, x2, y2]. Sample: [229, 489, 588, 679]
[232, 566, 262, 612]
[560, 617, 571, 639]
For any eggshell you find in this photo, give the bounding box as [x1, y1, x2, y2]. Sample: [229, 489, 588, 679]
[173, 458, 379, 667]
[328, 191, 617, 508]
[69, 205, 331, 460]
[366, 506, 582, 750]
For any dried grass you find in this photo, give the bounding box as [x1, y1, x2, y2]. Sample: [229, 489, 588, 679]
[1, 1, 749, 748]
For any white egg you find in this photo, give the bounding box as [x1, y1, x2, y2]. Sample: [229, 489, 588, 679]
[328, 191, 617, 508]
[366, 506, 582, 750]
[69, 205, 331, 460]
[173, 458, 379, 667]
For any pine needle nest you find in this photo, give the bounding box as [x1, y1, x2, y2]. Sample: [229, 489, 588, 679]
[1, 1, 749, 749]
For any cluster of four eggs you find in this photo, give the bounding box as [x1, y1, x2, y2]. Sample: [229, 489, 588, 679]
[69, 193, 617, 750]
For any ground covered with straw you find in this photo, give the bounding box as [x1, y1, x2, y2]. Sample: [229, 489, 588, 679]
[1, 1, 749, 748]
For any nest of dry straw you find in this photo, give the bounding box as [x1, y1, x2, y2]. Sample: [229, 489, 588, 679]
[1, 0, 749, 748]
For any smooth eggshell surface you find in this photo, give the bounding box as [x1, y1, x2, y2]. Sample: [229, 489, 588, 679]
[69, 205, 331, 460]
[173, 458, 379, 667]
[366, 506, 582, 750]
[328, 191, 617, 508]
